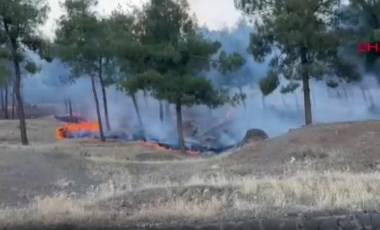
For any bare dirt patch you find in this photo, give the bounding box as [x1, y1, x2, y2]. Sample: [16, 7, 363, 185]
[1, 119, 380, 228]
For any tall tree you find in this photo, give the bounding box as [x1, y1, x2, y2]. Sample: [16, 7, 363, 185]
[95, 18, 116, 131]
[0, 0, 50, 145]
[104, 9, 148, 138]
[55, 0, 109, 141]
[0, 62, 10, 119]
[124, 0, 243, 152]
[217, 51, 247, 109]
[11, 79, 15, 119]
[0, 60, 10, 117]
[98, 57, 111, 131]
[235, 0, 361, 125]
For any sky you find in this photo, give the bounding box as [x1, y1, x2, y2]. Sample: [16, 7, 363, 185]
[42, 0, 243, 39]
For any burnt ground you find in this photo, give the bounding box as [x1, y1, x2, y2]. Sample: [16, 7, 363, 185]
[2, 112, 380, 229]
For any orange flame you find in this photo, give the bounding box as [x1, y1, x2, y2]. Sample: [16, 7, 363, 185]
[138, 141, 200, 156]
[55, 118, 200, 157]
[55, 120, 99, 139]
[63, 121, 99, 132]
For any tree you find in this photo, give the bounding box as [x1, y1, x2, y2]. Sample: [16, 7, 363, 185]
[95, 18, 116, 131]
[216, 51, 248, 109]
[235, 0, 361, 125]
[0, 0, 50, 145]
[124, 0, 243, 152]
[0, 60, 11, 119]
[103, 9, 148, 139]
[55, 0, 109, 141]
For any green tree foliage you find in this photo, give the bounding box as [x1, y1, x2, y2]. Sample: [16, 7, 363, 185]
[217, 51, 246, 74]
[280, 82, 300, 94]
[216, 51, 248, 108]
[103, 9, 147, 136]
[234, 0, 361, 125]
[117, 0, 243, 152]
[259, 70, 279, 96]
[0, 0, 50, 145]
[55, 0, 114, 140]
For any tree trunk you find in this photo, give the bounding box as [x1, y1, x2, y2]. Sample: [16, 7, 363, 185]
[343, 86, 349, 100]
[1, 87, 4, 112]
[143, 90, 148, 106]
[159, 100, 164, 123]
[4, 84, 8, 119]
[301, 48, 312, 125]
[131, 93, 145, 140]
[238, 86, 247, 110]
[311, 85, 316, 109]
[368, 90, 375, 107]
[12, 56, 28, 144]
[68, 97, 73, 117]
[262, 96, 266, 109]
[90, 75, 105, 142]
[336, 90, 341, 99]
[98, 58, 111, 131]
[164, 102, 171, 123]
[64, 97, 68, 114]
[11, 81, 15, 119]
[360, 86, 368, 104]
[175, 102, 186, 153]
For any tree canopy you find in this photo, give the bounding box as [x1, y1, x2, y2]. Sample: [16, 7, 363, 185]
[0, 0, 50, 144]
[234, 0, 361, 125]
[54, 0, 110, 141]
[111, 0, 245, 151]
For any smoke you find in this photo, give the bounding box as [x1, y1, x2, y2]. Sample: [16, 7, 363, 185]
[199, 19, 380, 139]
[19, 20, 380, 145]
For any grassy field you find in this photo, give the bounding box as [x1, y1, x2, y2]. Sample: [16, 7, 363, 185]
[1, 118, 380, 228]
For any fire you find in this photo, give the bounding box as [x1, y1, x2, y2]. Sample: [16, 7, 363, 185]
[54, 115, 200, 157]
[64, 121, 99, 132]
[138, 141, 200, 156]
[55, 118, 99, 139]
[139, 141, 169, 152]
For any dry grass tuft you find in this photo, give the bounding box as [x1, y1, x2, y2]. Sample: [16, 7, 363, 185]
[0, 194, 100, 227]
[238, 171, 380, 211]
[131, 196, 225, 222]
[3, 170, 380, 227]
[3, 143, 380, 227]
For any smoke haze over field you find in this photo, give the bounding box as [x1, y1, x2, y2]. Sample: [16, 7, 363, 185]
[22, 20, 380, 143]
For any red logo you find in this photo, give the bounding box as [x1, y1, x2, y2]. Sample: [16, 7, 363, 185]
[357, 42, 380, 53]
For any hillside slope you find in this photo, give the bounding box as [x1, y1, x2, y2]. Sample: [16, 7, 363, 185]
[1, 119, 380, 228]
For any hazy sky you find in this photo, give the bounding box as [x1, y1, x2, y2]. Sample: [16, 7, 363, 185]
[42, 0, 242, 39]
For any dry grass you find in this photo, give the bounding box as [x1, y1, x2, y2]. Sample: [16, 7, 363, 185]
[2, 119, 380, 226]
[2, 169, 380, 227]
[132, 197, 225, 222]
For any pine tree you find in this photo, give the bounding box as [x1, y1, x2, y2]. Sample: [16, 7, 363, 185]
[0, 0, 50, 144]
[235, 0, 361, 125]
[54, 0, 111, 141]
[117, 0, 243, 152]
